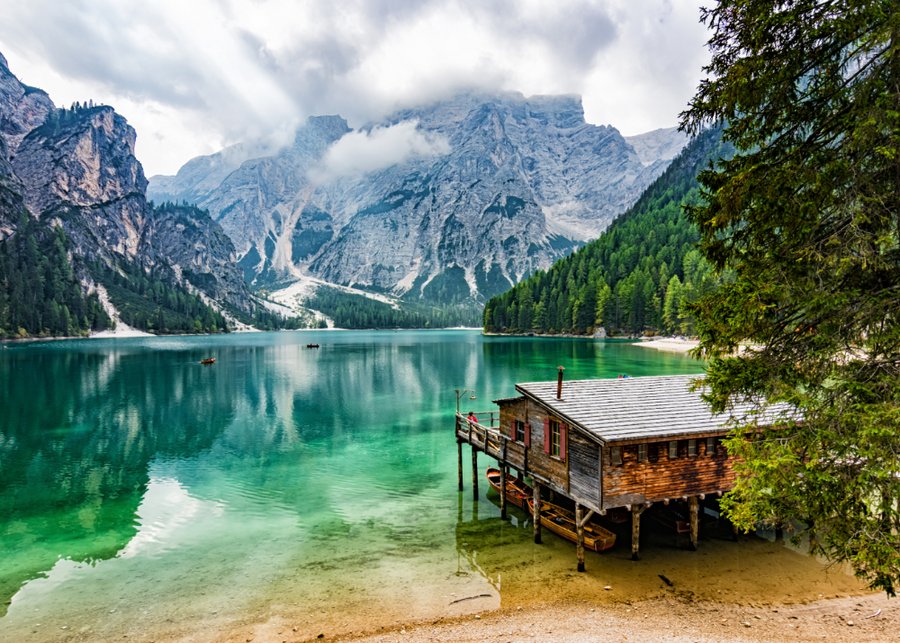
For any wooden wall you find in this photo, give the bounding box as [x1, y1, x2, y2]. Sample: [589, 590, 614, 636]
[567, 431, 601, 511]
[601, 438, 735, 509]
[497, 398, 569, 498]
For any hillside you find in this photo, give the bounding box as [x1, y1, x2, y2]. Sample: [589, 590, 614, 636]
[149, 93, 686, 310]
[0, 52, 295, 337]
[483, 127, 730, 336]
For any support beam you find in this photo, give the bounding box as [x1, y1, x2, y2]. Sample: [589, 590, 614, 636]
[471, 447, 478, 501]
[689, 495, 700, 551]
[532, 482, 542, 544]
[631, 505, 645, 561]
[577, 509, 595, 529]
[499, 465, 507, 519]
[457, 440, 463, 492]
[575, 503, 586, 572]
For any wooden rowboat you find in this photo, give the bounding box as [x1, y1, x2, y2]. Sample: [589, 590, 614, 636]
[526, 497, 617, 552]
[485, 467, 531, 510]
[200, 357, 216, 365]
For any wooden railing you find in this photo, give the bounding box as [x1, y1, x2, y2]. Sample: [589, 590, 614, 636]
[456, 412, 526, 468]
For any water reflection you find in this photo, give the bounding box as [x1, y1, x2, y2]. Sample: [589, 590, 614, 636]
[0, 344, 240, 614]
[0, 331, 706, 636]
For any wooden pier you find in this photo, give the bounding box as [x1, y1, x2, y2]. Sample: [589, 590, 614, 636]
[456, 371, 792, 570]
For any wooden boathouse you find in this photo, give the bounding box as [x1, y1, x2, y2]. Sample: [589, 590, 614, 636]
[455, 370, 791, 571]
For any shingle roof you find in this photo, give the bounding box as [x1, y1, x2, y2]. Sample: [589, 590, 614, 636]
[515, 374, 796, 443]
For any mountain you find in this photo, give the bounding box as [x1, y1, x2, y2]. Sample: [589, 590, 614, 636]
[624, 127, 689, 166]
[483, 127, 731, 336]
[0, 53, 279, 337]
[149, 93, 686, 307]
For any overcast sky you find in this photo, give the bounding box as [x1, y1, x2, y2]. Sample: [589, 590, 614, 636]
[0, 0, 710, 177]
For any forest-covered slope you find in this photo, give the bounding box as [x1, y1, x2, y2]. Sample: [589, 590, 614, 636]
[483, 127, 730, 336]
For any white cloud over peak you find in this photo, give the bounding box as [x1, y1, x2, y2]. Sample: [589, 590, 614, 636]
[310, 120, 451, 183]
[0, 0, 709, 176]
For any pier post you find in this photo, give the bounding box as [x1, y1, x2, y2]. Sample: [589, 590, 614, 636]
[631, 505, 644, 561]
[532, 482, 542, 544]
[689, 495, 699, 551]
[471, 447, 479, 501]
[457, 439, 463, 492]
[499, 465, 507, 519]
[575, 503, 585, 572]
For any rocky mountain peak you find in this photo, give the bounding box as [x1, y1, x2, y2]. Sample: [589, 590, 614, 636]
[0, 54, 54, 157]
[149, 91, 687, 305]
[13, 105, 146, 216]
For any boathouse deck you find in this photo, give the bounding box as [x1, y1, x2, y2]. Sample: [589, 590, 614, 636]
[455, 372, 794, 570]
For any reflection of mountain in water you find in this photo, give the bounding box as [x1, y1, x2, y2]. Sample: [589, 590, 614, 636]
[0, 346, 238, 615]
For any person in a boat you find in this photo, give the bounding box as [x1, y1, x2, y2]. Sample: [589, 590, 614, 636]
[466, 411, 478, 426]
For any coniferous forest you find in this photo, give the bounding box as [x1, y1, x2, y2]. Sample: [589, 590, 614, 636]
[0, 214, 111, 337]
[308, 287, 480, 329]
[483, 127, 731, 336]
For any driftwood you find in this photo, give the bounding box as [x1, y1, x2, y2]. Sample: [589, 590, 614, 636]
[449, 593, 492, 604]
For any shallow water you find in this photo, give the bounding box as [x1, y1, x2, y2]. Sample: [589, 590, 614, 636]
[0, 330, 866, 641]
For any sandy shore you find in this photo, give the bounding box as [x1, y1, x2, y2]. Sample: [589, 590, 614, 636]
[235, 592, 897, 642]
[632, 337, 700, 354]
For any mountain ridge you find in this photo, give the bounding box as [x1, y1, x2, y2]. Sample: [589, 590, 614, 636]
[0, 54, 285, 336]
[149, 92, 687, 307]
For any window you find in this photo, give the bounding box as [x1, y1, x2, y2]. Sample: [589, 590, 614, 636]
[638, 443, 648, 462]
[706, 436, 716, 455]
[648, 443, 660, 463]
[687, 439, 697, 457]
[515, 420, 526, 442]
[611, 446, 623, 466]
[549, 419, 561, 457]
[669, 440, 678, 459]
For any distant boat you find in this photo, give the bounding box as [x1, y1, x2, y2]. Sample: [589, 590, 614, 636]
[200, 357, 216, 365]
[306, 343, 320, 349]
[485, 467, 531, 510]
[526, 496, 617, 552]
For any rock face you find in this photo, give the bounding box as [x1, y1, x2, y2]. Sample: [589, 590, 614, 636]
[624, 127, 689, 166]
[150, 93, 686, 304]
[142, 202, 251, 312]
[0, 52, 53, 156]
[0, 54, 257, 320]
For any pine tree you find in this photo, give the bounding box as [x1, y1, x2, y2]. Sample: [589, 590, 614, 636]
[681, 0, 900, 594]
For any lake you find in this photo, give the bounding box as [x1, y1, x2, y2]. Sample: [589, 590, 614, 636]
[0, 330, 865, 641]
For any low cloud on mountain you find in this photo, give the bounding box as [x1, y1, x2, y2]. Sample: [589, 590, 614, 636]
[310, 121, 451, 183]
[0, 0, 708, 176]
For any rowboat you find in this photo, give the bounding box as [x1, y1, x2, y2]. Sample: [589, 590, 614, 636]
[200, 357, 216, 365]
[526, 497, 617, 552]
[485, 467, 531, 510]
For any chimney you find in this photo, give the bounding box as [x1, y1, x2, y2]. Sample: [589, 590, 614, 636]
[557, 366, 565, 400]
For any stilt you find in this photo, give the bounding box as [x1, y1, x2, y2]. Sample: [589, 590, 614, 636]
[457, 440, 463, 491]
[471, 447, 478, 501]
[575, 503, 586, 572]
[689, 495, 699, 551]
[499, 465, 508, 519]
[775, 527, 784, 543]
[631, 505, 643, 561]
[532, 482, 542, 544]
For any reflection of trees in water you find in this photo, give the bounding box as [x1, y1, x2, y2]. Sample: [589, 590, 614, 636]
[454, 497, 534, 594]
[0, 347, 237, 615]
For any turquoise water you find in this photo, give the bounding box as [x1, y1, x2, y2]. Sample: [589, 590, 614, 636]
[0, 331, 858, 640]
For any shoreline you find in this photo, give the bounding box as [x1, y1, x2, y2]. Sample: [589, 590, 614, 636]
[631, 337, 700, 354]
[227, 591, 896, 642]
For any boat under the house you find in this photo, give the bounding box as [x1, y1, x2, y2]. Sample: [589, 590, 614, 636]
[455, 369, 793, 572]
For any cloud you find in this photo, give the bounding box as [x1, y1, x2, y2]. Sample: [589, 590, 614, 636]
[310, 120, 451, 183]
[0, 0, 709, 175]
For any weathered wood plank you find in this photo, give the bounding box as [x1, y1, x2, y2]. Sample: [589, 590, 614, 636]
[569, 431, 600, 510]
